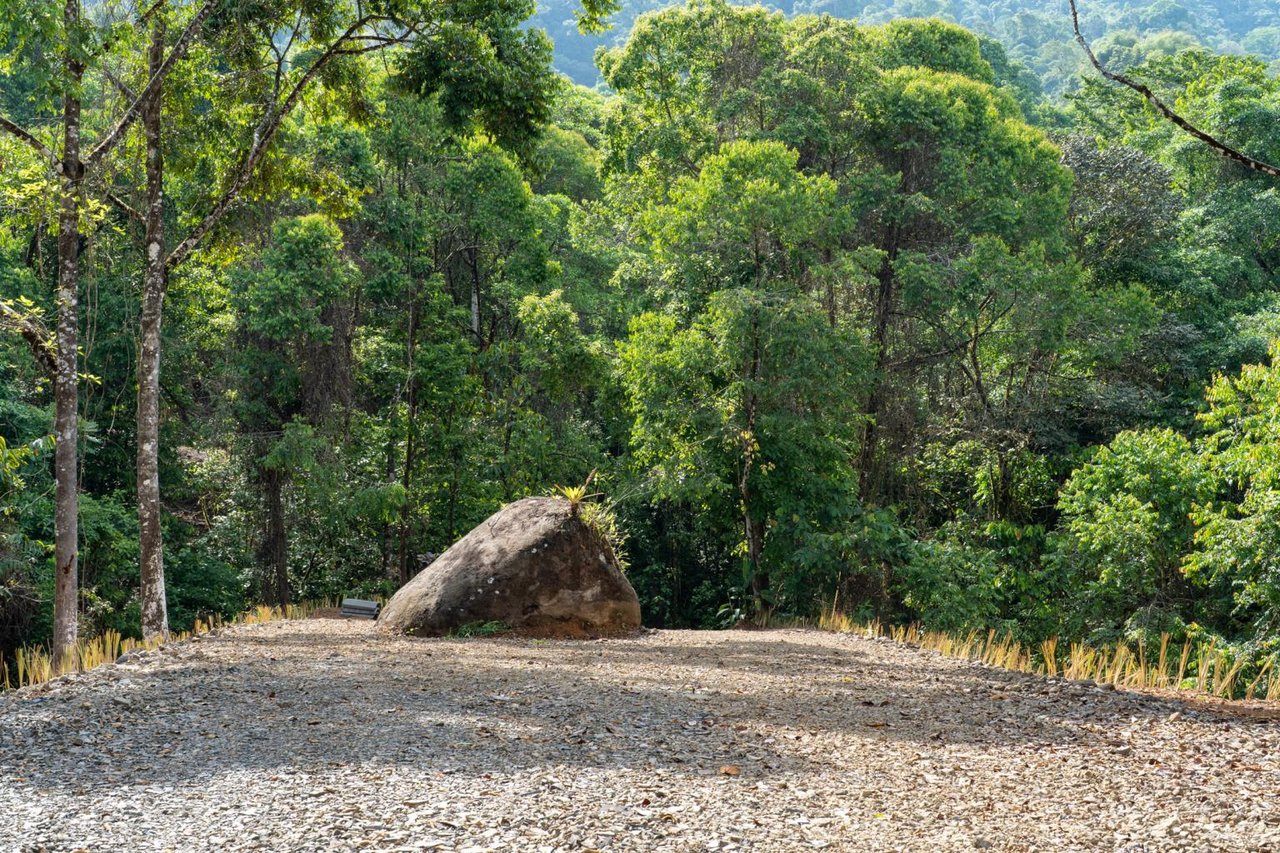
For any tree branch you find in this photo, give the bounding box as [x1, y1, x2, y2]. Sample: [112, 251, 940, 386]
[333, 39, 412, 56]
[102, 66, 139, 102]
[167, 14, 395, 270]
[84, 0, 220, 170]
[140, 0, 167, 23]
[0, 115, 57, 169]
[0, 301, 57, 378]
[105, 190, 144, 223]
[1069, 0, 1280, 179]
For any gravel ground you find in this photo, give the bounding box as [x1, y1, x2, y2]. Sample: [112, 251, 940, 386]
[1, 620, 1278, 853]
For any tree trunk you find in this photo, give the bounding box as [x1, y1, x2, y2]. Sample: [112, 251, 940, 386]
[137, 15, 169, 642]
[396, 283, 419, 586]
[381, 430, 397, 581]
[857, 240, 899, 498]
[469, 251, 481, 340]
[739, 312, 769, 621]
[51, 0, 84, 670]
[745, 514, 768, 617]
[259, 465, 289, 607]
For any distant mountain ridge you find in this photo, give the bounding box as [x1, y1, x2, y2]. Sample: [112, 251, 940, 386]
[533, 0, 1280, 91]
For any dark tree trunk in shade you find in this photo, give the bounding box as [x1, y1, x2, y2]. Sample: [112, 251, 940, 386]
[396, 280, 419, 586]
[259, 466, 290, 607]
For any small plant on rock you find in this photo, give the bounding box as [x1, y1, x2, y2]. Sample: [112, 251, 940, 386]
[551, 471, 630, 573]
[554, 469, 599, 515]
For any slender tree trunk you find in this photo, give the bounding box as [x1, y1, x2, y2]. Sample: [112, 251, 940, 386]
[469, 251, 481, 340]
[745, 514, 767, 614]
[137, 15, 169, 641]
[381, 431, 397, 580]
[396, 285, 419, 586]
[448, 436, 461, 541]
[740, 461, 768, 618]
[51, 0, 85, 670]
[739, 312, 769, 621]
[857, 241, 898, 498]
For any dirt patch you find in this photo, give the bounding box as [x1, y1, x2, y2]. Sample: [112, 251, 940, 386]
[2, 621, 1277, 851]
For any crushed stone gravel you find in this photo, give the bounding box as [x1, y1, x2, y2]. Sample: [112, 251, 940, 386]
[1, 620, 1278, 852]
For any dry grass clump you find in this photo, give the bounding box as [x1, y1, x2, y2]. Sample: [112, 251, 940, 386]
[1, 600, 330, 691]
[817, 604, 1280, 703]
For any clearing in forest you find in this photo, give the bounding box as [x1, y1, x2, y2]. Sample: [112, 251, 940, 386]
[1, 621, 1277, 852]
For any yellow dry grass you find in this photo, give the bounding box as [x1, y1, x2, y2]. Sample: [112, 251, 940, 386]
[1, 599, 331, 691]
[816, 604, 1280, 703]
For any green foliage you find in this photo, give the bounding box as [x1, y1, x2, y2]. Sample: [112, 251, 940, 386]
[1187, 348, 1280, 638]
[75, 494, 143, 638]
[0, 431, 47, 658]
[3, 0, 1280, 670]
[579, 500, 629, 574]
[447, 620, 511, 638]
[900, 538, 1002, 634]
[535, 0, 1280, 96]
[532, 125, 603, 201]
[393, 0, 560, 164]
[620, 285, 871, 615]
[1053, 428, 1214, 640]
[866, 18, 995, 84]
[164, 542, 246, 634]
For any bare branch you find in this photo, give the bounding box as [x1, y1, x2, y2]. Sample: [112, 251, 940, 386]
[105, 189, 145, 223]
[102, 66, 140, 102]
[277, 8, 303, 76]
[0, 301, 57, 378]
[0, 115, 57, 169]
[332, 26, 418, 56]
[1069, 0, 1280, 179]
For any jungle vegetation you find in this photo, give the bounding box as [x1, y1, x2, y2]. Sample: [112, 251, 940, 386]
[2, 0, 1279, 679]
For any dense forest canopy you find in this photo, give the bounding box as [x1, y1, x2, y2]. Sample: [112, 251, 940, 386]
[2, 0, 1280, 685]
[536, 0, 1280, 91]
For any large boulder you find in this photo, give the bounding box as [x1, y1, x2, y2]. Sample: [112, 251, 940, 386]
[378, 496, 641, 638]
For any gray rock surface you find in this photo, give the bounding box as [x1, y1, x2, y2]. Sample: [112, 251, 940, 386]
[378, 496, 641, 637]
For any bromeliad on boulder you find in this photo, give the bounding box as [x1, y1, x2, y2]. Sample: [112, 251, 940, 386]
[378, 497, 641, 638]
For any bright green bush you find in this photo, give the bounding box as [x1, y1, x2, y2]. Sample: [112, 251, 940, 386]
[1187, 348, 1280, 640]
[1052, 428, 1216, 642]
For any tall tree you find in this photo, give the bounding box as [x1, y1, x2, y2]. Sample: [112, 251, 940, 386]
[113, 0, 612, 638]
[0, 0, 214, 665]
[137, 9, 169, 643]
[231, 215, 357, 606]
[618, 140, 869, 617]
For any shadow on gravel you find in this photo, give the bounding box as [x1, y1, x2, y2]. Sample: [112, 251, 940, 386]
[0, 626, 1254, 793]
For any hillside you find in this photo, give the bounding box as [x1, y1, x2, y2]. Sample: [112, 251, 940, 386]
[535, 0, 1280, 89]
[2, 621, 1278, 851]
